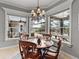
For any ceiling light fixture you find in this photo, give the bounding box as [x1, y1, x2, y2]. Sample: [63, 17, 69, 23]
[31, 0, 45, 20]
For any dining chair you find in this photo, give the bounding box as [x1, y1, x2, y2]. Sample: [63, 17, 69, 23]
[19, 40, 40, 59]
[42, 33, 51, 41]
[44, 39, 62, 59]
[20, 32, 29, 40]
[31, 33, 34, 37]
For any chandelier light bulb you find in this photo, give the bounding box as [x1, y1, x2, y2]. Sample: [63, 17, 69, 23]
[42, 10, 45, 15]
[37, 8, 41, 13]
[40, 13, 42, 16]
[33, 13, 37, 17]
[31, 0, 45, 20]
[31, 10, 35, 14]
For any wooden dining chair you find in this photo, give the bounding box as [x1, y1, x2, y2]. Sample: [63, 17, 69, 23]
[20, 32, 29, 40]
[19, 40, 40, 59]
[44, 39, 62, 59]
[42, 33, 51, 41]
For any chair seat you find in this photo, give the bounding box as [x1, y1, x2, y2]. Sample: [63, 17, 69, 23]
[48, 48, 56, 52]
[45, 48, 57, 56]
[45, 50, 58, 59]
[47, 51, 56, 56]
[45, 54, 56, 59]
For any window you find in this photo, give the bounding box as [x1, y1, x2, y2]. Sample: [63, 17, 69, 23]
[7, 15, 26, 39]
[63, 20, 70, 36]
[50, 19, 61, 35]
[50, 10, 71, 43]
[31, 19, 45, 34]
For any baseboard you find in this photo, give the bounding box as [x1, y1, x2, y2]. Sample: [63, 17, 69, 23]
[0, 45, 18, 49]
[63, 51, 78, 59]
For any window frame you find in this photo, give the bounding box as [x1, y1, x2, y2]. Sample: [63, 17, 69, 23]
[3, 8, 29, 40]
[49, 9, 72, 46]
[30, 18, 46, 34]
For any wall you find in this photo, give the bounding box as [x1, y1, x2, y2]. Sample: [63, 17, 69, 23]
[0, 0, 79, 58]
[47, 0, 79, 58]
[0, 3, 29, 48]
[0, 7, 18, 47]
[63, 0, 79, 58]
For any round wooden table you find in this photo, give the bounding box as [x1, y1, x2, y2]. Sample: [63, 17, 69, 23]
[24, 38, 53, 48]
[22, 38, 54, 59]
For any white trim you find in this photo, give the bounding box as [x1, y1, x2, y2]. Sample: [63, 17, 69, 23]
[69, 2, 72, 45]
[3, 8, 8, 41]
[8, 38, 19, 40]
[45, 16, 48, 33]
[78, 10, 79, 31]
[52, 38, 71, 45]
[2, 7, 30, 17]
[48, 16, 51, 33]
[0, 45, 18, 49]
[0, 0, 27, 10]
[0, 0, 60, 11]
[46, 0, 73, 16]
[29, 18, 32, 37]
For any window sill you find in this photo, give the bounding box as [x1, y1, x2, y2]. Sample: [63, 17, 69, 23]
[8, 38, 19, 40]
[51, 38, 72, 47]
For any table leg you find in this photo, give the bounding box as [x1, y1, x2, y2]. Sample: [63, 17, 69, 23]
[38, 48, 46, 59]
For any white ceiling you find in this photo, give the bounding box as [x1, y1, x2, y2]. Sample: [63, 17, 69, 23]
[0, 0, 60, 10]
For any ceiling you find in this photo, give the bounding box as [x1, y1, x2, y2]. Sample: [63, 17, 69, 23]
[53, 10, 70, 18]
[0, 0, 61, 10]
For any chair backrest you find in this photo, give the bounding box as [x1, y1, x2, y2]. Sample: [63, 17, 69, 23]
[31, 33, 34, 37]
[20, 32, 29, 40]
[42, 33, 51, 40]
[55, 39, 62, 59]
[19, 40, 37, 59]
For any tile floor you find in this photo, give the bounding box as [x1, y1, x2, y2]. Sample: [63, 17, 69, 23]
[0, 45, 76, 59]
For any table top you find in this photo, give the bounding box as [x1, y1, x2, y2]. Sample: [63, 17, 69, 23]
[21, 38, 54, 49]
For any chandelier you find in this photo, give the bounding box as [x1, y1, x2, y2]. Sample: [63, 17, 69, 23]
[31, 0, 45, 19]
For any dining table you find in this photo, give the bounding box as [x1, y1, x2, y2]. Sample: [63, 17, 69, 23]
[21, 37, 54, 59]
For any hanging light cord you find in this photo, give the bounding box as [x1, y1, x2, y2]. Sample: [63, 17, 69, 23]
[37, 0, 39, 7]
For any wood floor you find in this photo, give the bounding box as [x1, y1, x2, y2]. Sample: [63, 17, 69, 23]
[0, 45, 77, 59]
